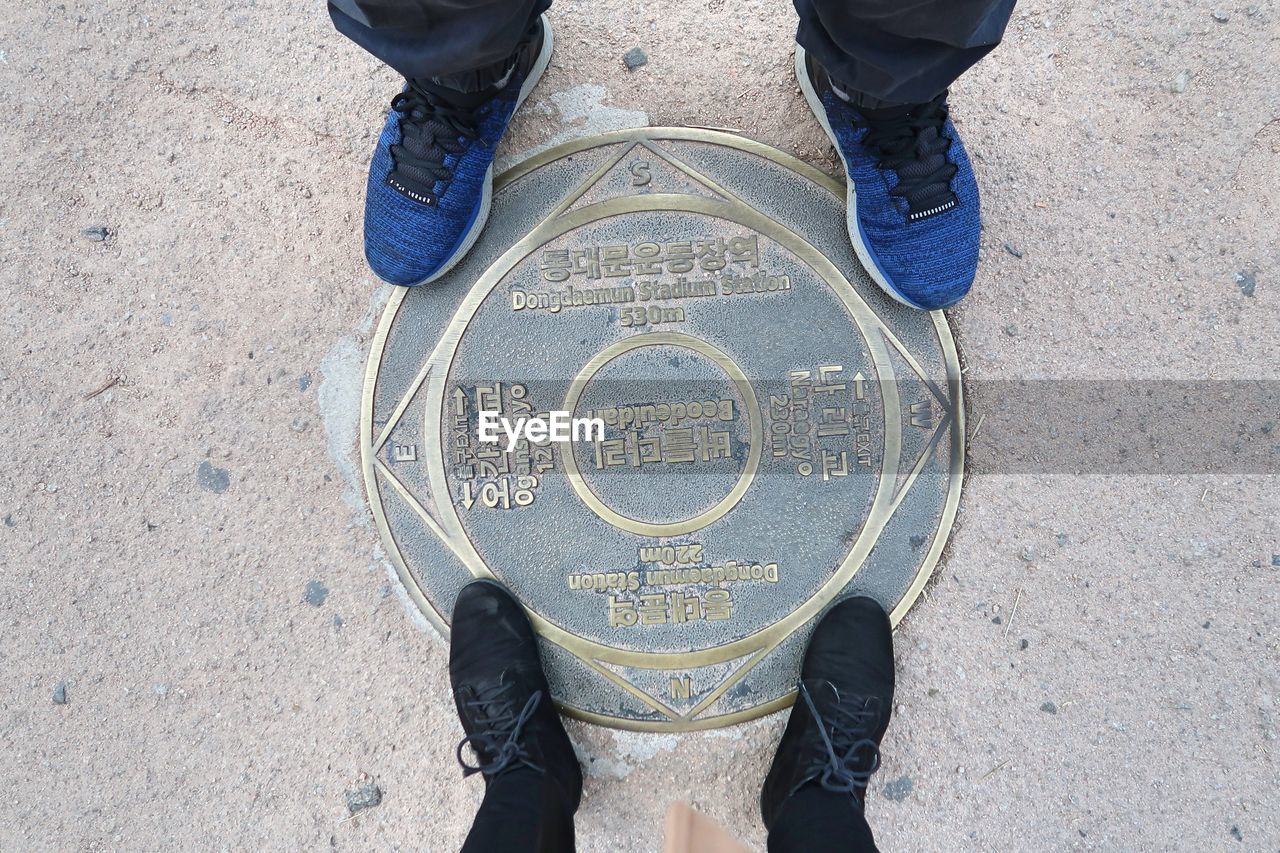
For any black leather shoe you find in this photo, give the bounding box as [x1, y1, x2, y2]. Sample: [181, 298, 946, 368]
[450, 579, 582, 810]
[761, 596, 895, 829]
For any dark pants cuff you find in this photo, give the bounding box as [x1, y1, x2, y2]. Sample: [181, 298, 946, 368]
[328, 0, 549, 89]
[794, 0, 1017, 105]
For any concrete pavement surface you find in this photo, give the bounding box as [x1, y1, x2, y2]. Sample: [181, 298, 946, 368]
[1, 0, 1277, 849]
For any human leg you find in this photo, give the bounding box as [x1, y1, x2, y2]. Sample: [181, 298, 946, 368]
[762, 597, 895, 853]
[450, 580, 582, 852]
[791, 0, 1015, 309]
[327, 1, 554, 285]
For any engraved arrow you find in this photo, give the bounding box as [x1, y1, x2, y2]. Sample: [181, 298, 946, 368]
[453, 387, 468, 418]
[460, 480, 476, 510]
[853, 371, 866, 400]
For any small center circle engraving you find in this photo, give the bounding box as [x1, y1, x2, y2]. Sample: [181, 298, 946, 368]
[562, 332, 763, 537]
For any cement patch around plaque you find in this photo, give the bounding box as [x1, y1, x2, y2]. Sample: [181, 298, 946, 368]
[361, 128, 964, 731]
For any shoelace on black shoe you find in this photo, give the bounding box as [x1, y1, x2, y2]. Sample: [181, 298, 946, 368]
[854, 92, 960, 221]
[798, 681, 883, 796]
[387, 80, 483, 202]
[455, 686, 544, 778]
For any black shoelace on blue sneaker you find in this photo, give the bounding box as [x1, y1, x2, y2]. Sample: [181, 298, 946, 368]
[855, 92, 960, 221]
[797, 681, 883, 797]
[455, 686, 544, 778]
[387, 80, 483, 203]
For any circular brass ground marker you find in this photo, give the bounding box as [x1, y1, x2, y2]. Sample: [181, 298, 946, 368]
[362, 128, 963, 731]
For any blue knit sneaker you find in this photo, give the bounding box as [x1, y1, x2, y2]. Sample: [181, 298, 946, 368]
[363, 16, 553, 286]
[795, 45, 981, 310]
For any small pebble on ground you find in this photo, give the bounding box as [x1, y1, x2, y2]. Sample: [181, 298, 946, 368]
[196, 461, 231, 494]
[304, 580, 329, 607]
[81, 226, 109, 242]
[346, 777, 383, 814]
[52, 681, 68, 705]
[1233, 270, 1256, 296]
[1040, 701, 1058, 714]
[1003, 242, 1023, 258]
[1171, 70, 1189, 93]
[881, 776, 914, 801]
[623, 47, 648, 70]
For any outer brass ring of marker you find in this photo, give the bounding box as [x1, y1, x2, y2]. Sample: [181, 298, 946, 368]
[360, 128, 966, 731]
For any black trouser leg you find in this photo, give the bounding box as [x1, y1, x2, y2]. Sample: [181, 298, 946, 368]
[767, 786, 879, 853]
[794, 0, 1017, 105]
[328, 0, 550, 89]
[459, 768, 576, 853]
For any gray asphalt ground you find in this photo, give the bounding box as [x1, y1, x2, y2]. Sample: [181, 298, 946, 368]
[1, 0, 1277, 850]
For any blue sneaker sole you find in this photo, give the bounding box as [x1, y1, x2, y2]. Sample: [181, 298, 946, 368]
[794, 44, 928, 312]
[405, 14, 555, 287]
